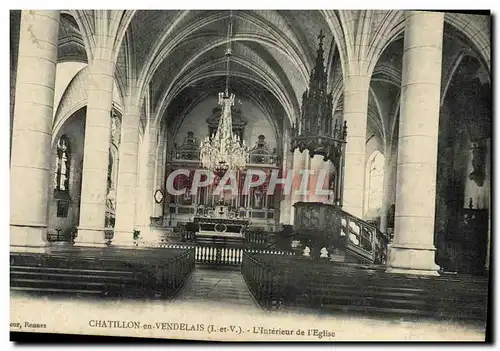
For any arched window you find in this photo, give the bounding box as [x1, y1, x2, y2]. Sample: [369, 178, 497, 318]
[364, 150, 385, 217]
[54, 135, 70, 194]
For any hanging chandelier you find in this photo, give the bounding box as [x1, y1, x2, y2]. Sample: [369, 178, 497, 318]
[200, 10, 248, 176]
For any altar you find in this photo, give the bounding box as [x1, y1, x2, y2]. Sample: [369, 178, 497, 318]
[193, 206, 249, 238]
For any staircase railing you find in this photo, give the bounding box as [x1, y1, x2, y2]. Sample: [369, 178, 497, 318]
[334, 207, 389, 264]
[245, 229, 270, 247]
[290, 202, 389, 264]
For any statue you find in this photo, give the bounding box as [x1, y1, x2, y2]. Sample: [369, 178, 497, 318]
[106, 188, 116, 212]
[254, 188, 263, 209]
[302, 246, 311, 257]
[320, 247, 329, 258]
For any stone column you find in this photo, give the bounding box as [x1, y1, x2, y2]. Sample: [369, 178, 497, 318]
[290, 149, 307, 224]
[486, 192, 491, 271]
[75, 49, 115, 247]
[279, 149, 293, 225]
[10, 12, 20, 157]
[10, 10, 60, 250]
[113, 99, 141, 247]
[134, 120, 166, 244]
[135, 122, 157, 232]
[379, 144, 398, 233]
[154, 127, 167, 218]
[308, 155, 331, 203]
[342, 74, 371, 217]
[278, 127, 292, 225]
[387, 11, 444, 276]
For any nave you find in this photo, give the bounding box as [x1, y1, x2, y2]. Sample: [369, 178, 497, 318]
[9, 9, 492, 342]
[10, 261, 487, 342]
[10, 245, 489, 322]
[175, 267, 258, 308]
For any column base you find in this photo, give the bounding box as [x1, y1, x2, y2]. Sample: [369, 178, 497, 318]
[386, 243, 440, 276]
[135, 227, 166, 247]
[10, 224, 49, 252]
[74, 227, 108, 247]
[385, 267, 440, 276]
[111, 230, 136, 248]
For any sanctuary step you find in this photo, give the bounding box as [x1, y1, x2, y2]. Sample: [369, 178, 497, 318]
[10, 247, 195, 298]
[242, 252, 489, 321]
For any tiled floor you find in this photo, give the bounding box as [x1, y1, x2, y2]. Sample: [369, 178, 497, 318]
[176, 266, 258, 308]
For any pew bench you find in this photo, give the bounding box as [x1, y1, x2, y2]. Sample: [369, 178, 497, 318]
[241, 252, 488, 320]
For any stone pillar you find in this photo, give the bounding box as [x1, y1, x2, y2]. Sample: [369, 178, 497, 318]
[134, 120, 166, 244]
[486, 193, 491, 271]
[342, 74, 371, 217]
[10, 10, 60, 250]
[308, 155, 331, 203]
[135, 122, 157, 231]
[290, 149, 307, 224]
[113, 99, 141, 247]
[278, 127, 292, 225]
[387, 11, 444, 276]
[154, 127, 167, 218]
[279, 149, 293, 225]
[379, 144, 397, 233]
[75, 50, 115, 247]
[10, 11, 20, 157]
[276, 125, 294, 225]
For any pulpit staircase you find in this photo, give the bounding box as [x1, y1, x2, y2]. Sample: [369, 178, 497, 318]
[287, 202, 389, 265]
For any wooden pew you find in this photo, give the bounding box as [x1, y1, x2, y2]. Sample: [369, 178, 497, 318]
[10, 247, 196, 299]
[241, 252, 489, 320]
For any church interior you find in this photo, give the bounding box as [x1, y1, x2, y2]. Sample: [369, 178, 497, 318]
[9, 10, 491, 337]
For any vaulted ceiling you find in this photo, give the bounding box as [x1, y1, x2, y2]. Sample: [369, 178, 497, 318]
[10, 10, 491, 148]
[128, 10, 334, 130]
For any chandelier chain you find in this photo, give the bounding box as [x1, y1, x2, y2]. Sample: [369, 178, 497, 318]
[200, 9, 248, 175]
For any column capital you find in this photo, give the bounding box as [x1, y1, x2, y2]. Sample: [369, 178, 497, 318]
[404, 10, 445, 20]
[344, 73, 371, 92]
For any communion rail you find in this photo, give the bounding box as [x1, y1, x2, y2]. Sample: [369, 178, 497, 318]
[143, 242, 292, 266]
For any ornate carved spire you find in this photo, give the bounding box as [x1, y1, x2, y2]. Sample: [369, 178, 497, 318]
[294, 29, 337, 142]
[309, 29, 327, 92]
[291, 30, 347, 206]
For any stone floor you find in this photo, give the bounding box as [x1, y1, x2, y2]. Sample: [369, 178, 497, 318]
[176, 266, 258, 308]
